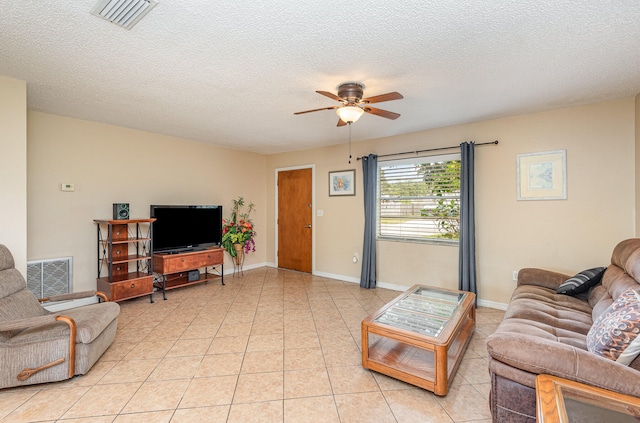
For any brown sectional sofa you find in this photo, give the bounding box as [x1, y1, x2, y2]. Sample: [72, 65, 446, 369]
[486, 238, 640, 422]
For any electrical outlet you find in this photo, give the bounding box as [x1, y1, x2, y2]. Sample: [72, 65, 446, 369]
[353, 252, 359, 263]
[512, 271, 518, 281]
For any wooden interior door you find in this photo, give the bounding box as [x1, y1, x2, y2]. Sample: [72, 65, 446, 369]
[277, 168, 312, 272]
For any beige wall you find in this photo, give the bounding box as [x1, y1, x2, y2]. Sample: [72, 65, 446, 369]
[636, 93, 640, 236]
[267, 98, 637, 306]
[0, 76, 27, 274]
[27, 112, 267, 292]
[18, 96, 640, 305]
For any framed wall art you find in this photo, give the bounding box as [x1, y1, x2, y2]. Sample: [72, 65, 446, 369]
[516, 150, 566, 200]
[329, 169, 355, 196]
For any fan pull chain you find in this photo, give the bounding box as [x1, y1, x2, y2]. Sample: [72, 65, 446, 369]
[348, 122, 352, 164]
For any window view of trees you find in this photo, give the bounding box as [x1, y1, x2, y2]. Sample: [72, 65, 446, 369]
[419, 160, 461, 239]
[378, 156, 461, 241]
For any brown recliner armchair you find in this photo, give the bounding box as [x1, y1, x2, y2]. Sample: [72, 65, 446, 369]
[0, 244, 120, 389]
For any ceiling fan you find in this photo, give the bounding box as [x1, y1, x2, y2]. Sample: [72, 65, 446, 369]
[294, 82, 403, 127]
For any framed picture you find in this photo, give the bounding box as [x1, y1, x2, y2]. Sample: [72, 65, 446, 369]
[329, 169, 356, 196]
[517, 150, 566, 200]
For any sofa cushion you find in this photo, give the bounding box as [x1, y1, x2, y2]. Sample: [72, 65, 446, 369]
[586, 287, 640, 365]
[601, 265, 640, 303]
[493, 318, 588, 349]
[507, 285, 593, 333]
[557, 267, 606, 296]
[499, 285, 594, 353]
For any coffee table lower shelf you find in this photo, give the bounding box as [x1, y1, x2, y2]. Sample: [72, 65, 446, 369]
[366, 337, 437, 390]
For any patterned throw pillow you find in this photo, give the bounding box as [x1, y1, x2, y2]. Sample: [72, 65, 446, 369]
[586, 288, 640, 365]
[556, 267, 606, 295]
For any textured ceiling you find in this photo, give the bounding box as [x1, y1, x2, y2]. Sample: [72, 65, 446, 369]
[2, 1, 640, 154]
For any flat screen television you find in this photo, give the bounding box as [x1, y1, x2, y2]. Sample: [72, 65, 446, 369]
[150, 205, 222, 254]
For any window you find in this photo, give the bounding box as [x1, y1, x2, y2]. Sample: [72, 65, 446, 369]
[377, 153, 461, 243]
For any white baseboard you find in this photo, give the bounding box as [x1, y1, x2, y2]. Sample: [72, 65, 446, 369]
[222, 261, 275, 275]
[312, 270, 359, 284]
[313, 271, 406, 292]
[229, 265, 510, 310]
[374, 281, 409, 292]
[477, 298, 508, 310]
[314, 270, 508, 310]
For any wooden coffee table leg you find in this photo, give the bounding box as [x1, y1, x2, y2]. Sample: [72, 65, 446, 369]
[434, 344, 448, 396]
[361, 322, 369, 366]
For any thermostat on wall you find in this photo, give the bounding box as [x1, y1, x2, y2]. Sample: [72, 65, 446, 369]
[61, 183, 75, 192]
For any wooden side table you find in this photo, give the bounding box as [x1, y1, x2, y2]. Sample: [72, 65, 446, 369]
[535, 374, 640, 423]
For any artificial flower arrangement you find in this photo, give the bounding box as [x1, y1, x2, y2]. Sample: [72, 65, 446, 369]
[221, 197, 256, 258]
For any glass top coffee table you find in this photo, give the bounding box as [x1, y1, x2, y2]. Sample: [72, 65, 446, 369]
[361, 284, 476, 395]
[536, 374, 640, 423]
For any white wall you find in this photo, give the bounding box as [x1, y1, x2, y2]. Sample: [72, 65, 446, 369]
[0, 76, 27, 274]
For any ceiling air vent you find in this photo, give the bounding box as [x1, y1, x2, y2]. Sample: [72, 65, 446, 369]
[91, 0, 158, 30]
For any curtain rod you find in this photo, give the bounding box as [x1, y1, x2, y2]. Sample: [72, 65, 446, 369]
[357, 140, 499, 161]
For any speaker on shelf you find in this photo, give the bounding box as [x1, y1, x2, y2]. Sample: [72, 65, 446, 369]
[113, 203, 130, 220]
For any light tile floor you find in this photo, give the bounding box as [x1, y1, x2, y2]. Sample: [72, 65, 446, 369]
[0, 267, 505, 422]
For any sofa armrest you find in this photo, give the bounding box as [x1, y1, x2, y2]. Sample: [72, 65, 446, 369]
[517, 268, 571, 290]
[39, 290, 109, 303]
[486, 332, 640, 397]
[0, 314, 59, 332]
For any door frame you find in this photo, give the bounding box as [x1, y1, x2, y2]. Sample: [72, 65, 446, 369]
[274, 164, 315, 272]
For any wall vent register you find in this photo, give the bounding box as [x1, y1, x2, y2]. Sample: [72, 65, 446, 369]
[27, 257, 72, 298]
[91, 0, 158, 30]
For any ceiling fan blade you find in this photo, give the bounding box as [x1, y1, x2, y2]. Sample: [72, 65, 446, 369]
[363, 106, 400, 120]
[337, 118, 347, 127]
[294, 106, 338, 115]
[316, 90, 344, 102]
[361, 92, 404, 104]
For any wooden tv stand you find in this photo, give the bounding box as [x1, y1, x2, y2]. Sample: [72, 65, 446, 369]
[153, 247, 224, 300]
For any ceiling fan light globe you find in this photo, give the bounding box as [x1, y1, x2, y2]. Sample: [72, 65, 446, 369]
[336, 106, 364, 123]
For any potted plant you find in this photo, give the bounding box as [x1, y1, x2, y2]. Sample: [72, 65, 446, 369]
[222, 197, 256, 264]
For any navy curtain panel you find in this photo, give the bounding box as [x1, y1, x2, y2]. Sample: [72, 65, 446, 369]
[360, 154, 378, 289]
[459, 142, 477, 298]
